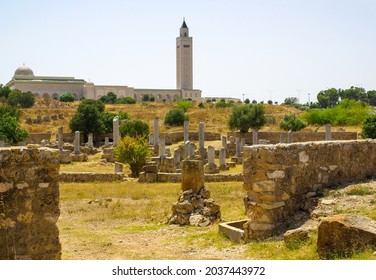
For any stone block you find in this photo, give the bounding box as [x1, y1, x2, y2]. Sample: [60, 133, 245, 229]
[182, 160, 204, 194]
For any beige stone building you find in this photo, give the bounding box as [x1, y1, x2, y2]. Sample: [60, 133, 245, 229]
[6, 20, 201, 102]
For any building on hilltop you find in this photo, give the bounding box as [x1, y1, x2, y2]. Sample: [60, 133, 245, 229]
[6, 20, 201, 102]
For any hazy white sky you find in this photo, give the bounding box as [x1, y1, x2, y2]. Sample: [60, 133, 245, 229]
[1, 0, 375, 103]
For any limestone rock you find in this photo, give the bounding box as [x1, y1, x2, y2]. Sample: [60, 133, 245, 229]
[284, 226, 315, 247]
[317, 214, 376, 259]
[189, 214, 211, 227]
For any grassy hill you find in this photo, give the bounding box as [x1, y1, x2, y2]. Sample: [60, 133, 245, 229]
[20, 98, 361, 135]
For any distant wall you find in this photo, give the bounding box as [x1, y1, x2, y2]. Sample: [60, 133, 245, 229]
[242, 140, 376, 239]
[0, 147, 61, 260]
[160, 131, 221, 145]
[228, 131, 358, 144]
[59, 172, 123, 182]
[24, 133, 52, 144]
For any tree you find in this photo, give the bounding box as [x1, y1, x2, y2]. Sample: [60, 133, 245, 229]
[100, 111, 117, 133]
[361, 114, 376, 139]
[0, 84, 11, 99]
[164, 108, 187, 126]
[142, 94, 150, 102]
[283, 97, 299, 105]
[228, 104, 267, 133]
[59, 92, 75, 102]
[339, 86, 367, 102]
[114, 136, 150, 177]
[317, 88, 339, 108]
[7, 90, 35, 108]
[149, 95, 155, 102]
[69, 99, 105, 136]
[267, 100, 273, 105]
[279, 114, 307, 132]
[367, 90, 376, 106]
[119, 119, 149, 138]
[244, 98, 250, 104]
[100, 92, 117, 104]
[0, 113, 28, 145]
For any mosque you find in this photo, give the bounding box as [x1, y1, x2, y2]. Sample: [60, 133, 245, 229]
[6, 20, 201, 102]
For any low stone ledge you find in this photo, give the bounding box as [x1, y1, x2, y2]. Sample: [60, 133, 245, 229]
[59, 172, 123, 182]
[144, 172, 244, 183]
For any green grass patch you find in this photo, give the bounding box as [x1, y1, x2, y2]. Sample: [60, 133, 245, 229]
[345, 185, 374, 196]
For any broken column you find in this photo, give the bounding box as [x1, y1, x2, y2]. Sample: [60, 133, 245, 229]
[153, 118, 159, 153]
[70, 131, 88, 162]
[219, 147, 229, 171]
[252, 129, 258, 145]
[159, 136, 166, 158]
[287, 130, 293, 143]
[204, 145, 219, 174]
[113, 116, 120, 147]
[325, 124, 332, 141]
[57, 127, 71, 164]
[198, 122, 207, 160]
[184, 120, 189, 143]
[169, 160, 221, 226]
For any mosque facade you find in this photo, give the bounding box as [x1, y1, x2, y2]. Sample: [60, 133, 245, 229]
[6, 20, 201, 102]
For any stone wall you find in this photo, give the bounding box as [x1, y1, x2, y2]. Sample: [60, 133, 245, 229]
[242, 140, 376, 239]
[158, 131, 221, 145]
[59, 172, 123, 183]
[141, 172, 243, 183]
[25, 133, 52, 144]
[0, 147, 61, 259]
[228, 131, 358, 144]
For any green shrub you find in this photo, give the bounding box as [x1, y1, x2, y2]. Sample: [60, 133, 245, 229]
[361, 114, 376, 139]
[114, 136, 150, 177]
[116, 97, 136, 104]
[164, 108, 188, 126]
[279, 114, 307, 131]
[302, 99, 369, 126]
[59, 92, 75, 102]
[175, 100, 193, 112]
[215, 101, 234, 108]
[119, 119, 149, 138]
[228, 104, 266, 133]
[198, 102, 205, 108]
[0, 113, 28, 144]
[7, 90, 35, 108]
[100, 111, 117, 133]
[100, 92, 117, 104]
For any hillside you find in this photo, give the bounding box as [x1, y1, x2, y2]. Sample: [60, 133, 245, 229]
[20, 98, 361, 135]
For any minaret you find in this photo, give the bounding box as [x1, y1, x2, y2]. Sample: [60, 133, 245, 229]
[176, 18, 193, 90]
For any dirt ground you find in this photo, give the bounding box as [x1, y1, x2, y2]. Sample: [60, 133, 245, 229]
[59, 181, 376, 260]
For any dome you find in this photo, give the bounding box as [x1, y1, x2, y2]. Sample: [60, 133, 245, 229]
[14, 65, 34, 76]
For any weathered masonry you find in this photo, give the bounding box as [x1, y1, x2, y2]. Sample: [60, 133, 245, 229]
[243, 140, 376, 239]
[0, 147, 61, 260]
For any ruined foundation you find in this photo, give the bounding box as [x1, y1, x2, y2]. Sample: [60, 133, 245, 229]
[0, 147, 61, 260]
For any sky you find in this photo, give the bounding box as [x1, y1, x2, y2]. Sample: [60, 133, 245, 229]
[1, 0, 376, 104]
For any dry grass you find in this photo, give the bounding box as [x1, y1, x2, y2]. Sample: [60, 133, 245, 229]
[21, 98, 358, 135]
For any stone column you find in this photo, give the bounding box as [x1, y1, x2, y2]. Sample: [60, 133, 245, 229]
[0, 140, 5, 147]
[236, 138, 242, 157]
[241, 138, 246, 151]
[185, 141, 191, 159]
[58, 127, 64, 150]
[287, 130, 293, 143]
[230, 136, 235, 145]
[113, 116, 120, 147]
[114, 162, 123, 173]
[148, 134, 154, 145]
[252, 129, 258, 145]
[207, 146, 215, 164]
[184, 120, 189, 143]
[159, 136, 166, 157]
[221, 135, 227, 148]
[74, 131, 80, 154]
[198, 122, 205, 150]
[279, 134, 285, 144]
[219, 147, 227, 170]
[325, 124, 332, 141]
[182, 160, 204, 194]
[190, 142, 196, 157]
[88, 133, 94, 149]
[153, 118, 159, 147]
[104, 137, 109, 148]
[173, 148, 181, 165]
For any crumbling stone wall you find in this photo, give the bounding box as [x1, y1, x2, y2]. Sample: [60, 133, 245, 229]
[228, 131, 357, 144]
[243, 140, 376, 239]
[59, 172, 123, 182]
[0, 147, 61, 259]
